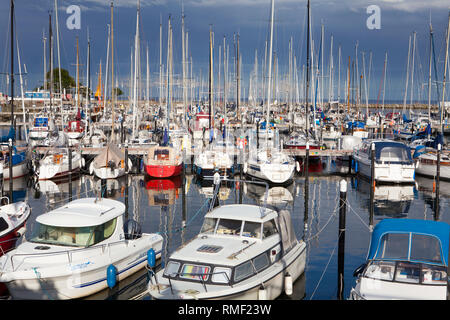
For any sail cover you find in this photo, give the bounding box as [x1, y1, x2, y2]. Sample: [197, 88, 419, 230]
[92, 144, 125, 169]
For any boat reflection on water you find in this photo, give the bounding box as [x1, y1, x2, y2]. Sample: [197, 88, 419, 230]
[88, 175, 129, 199]
[352, 176, 415, 218]
[415, 175, 450, 198]
[145, 175, 182, 206]
[296, 158, 326, 175]
[194, 175, 233, 202]
[244, 181, 294, 206]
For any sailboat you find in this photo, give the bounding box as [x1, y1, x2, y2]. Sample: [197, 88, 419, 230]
[89, 144, 132, 179]
[37, 148, 83, 180]
[244, 0, 296, 186]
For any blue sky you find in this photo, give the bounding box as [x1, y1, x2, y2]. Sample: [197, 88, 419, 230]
[1, 0, 449, 103]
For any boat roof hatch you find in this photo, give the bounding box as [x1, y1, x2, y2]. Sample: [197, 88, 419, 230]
[36, 198, 125, 227]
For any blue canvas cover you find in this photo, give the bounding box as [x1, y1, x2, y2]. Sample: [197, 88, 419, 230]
[367, 219, 450, 266]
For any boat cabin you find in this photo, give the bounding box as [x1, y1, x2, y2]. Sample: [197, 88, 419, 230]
[352, 219, 450, 299]
[162, 204, 297, 286]
[358, 140, 413, 165]
[29, 198, 126, 248]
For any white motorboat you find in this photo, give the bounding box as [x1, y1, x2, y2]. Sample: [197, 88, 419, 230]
[245, 148, 296, 185]
[147, 197, 306, 300]
[0, 197, 163, 300]
[89, 144, 132, 179]
[353, 139, 415, 184]
[37, 148, 83, 180]
[321, 124, 342, 141]
[413, 147, 450, 180]
[82, 128, 108, 148]
[350, 218, 450, 300]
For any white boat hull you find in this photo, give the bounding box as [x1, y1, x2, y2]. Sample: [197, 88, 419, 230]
[246, 162, 295, 185]
[38, 153, 82, 180]
[353, 156, 415, 184]
[0, 234, 163, 300]
[3, 162, 29, 180]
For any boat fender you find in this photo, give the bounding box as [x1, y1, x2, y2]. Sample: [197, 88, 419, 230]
[354, 161, 358, 173]
[15, 226, 26, 237]
[243, 162, 248, 174]
[81, 157, 85, 168]
[284, 273, 293, 296]
[147, 248, 156, 268]
[107, 264, 117, 289]
[258, 285, 267, 300]
[295, 161, 300, 173]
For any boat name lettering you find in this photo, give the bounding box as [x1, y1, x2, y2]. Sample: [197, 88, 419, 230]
[70, 261, 93, 271]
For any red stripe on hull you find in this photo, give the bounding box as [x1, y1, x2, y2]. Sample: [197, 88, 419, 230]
[145, 164, 182, 178]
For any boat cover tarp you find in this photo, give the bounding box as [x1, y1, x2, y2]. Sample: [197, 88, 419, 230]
[276, 209, 297, 254]
[0, 126, 15, 143]
[367, 218, 450, 266]
[347, 121, 365, 129]
[92, 144, 124, 169]
[402, 114, 412, 123]
[373, 141, 412, 162]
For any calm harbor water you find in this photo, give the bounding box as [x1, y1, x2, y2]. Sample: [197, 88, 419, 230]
[5, 154, 449, 300]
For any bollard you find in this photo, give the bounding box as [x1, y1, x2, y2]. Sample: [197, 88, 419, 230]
[337, 179, 347, 300]
[68, 148, 73, 202]
[435, 143, 441, 220]
[369, 143, 375, 228]
[125, 144, 129, 173]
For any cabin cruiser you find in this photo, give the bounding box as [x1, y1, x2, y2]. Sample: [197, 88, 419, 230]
[0, 198, 163, 299]
[350, 219, 450, 300]
[29, 115, 49, 143]
[352, 139, 415, 184]
[147, 190, 306, 300]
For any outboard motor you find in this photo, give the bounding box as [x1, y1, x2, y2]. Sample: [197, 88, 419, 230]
[124, 219, 142, 240]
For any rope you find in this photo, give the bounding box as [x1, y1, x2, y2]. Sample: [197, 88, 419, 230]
[308, 231, 340, 300]
[156, 196, 211, 236]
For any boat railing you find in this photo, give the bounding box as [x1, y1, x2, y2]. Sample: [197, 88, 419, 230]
[166, 270, 233, 295]
[6, 239, 131, 272]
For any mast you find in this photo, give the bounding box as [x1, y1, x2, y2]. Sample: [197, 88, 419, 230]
[159, 16, 163, 108]
[103, 24, 110, 114]
[54, 0, 62, 112]
[132, 0, 140, 139]
[110, 2, 115, 142]
[265, 0, 274, 145]
[209, 25, 213, 130]
[410, 31, 416, 113]
[43, 30, 47, 92]
[428, 21, 433, 123]
[182, 4, 187, 126]
[86, 31, 91, 133]
[305, 0, 311, 139]
[236, 33, 240, 123]
[10, 0, 15, 137]
[382, 52, 387, 114]
[441, 12, 450, 135]
[76, 36, 79, 111]
[49, 11, 53, 114]
[402, 34, 411, 115]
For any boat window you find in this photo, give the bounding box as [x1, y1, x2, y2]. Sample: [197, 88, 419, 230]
[421, 265, 447, 285]
[200, 218, 217, 234]
[364, 260, 395, 281]
[376, 233, 409, 260]
[262, 219, 278, 238]
[180, 264, 211, 281]
[211, 267, 232, 284]
[253, 253, 270, 272]
[379, 146, 410, 162]
[164, 261, 181, 277]
[0, 217, 9, 233]
[242, 221, 261, 239]
[29, 218, 117, 247]
[234, 261, 253, 282]
[410, 234, 442, 264]
[216, 219, 242, 236]
[395, 262, 420, 284]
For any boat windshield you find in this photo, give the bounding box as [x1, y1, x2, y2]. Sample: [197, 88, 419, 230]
[375, 232, 444, 265]
[29, 219, 117, 247]
[363, 260, 447, 286]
